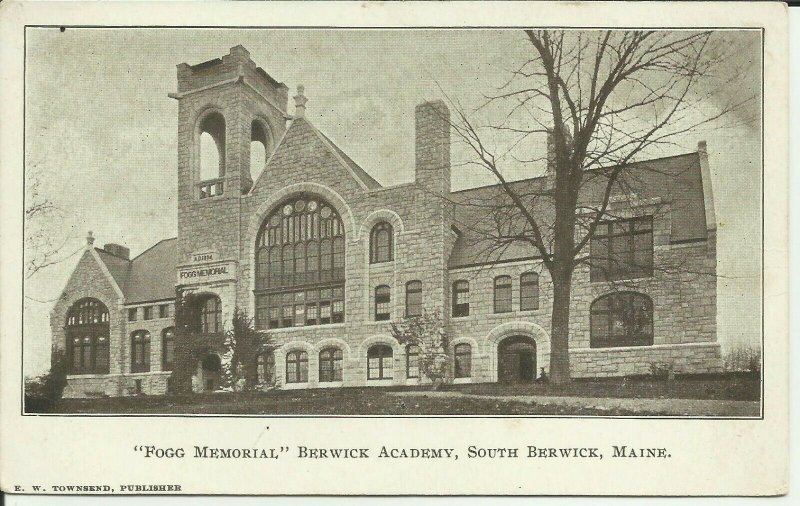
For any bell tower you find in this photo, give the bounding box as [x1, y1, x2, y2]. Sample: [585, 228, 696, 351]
[169, 45, 290, 263]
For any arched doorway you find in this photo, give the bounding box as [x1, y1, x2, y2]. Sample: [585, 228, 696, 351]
[498, 336, 537, 384]
[196, 352, 221, 392]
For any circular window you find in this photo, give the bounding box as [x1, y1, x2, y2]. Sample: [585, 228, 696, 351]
[294, 199, 305, 212]
[321, 207, 332, 218]
[283, 204, 293, 216]
[307, 201, 318, 211]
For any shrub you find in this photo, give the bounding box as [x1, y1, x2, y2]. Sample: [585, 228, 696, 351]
[723, 343, 762, 375]
[25, 349, 69, 412]
[649, 361, 674, 380]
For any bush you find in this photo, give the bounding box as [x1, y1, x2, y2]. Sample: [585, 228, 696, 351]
[649, 361, 674, 380]
[25, 349, 68, 412]
[724, 343, 762, 375]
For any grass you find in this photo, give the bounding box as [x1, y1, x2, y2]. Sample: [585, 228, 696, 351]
[31, 373, 760, 416]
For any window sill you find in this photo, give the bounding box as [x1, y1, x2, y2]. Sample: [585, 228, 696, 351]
[265, 323, 346, 334]
[453, 377, 472, 384]
[590, 274, 654, 284]
[66, 373, 113, 379]
[283, 382, 309, 390]
[317, 381, 343, 388]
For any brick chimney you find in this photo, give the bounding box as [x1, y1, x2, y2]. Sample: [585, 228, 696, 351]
[104, 243, 130, 260]
[415, 100, 451, 196]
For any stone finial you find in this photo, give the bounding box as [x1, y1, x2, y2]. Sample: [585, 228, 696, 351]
[86, 231, 95, 246]
[293, 85, 307, 118]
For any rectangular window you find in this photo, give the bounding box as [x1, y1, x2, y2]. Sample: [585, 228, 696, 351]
[406, 346, 420, 379]
[520, 273, 539, 311]
[128, 308, 137, 321]
[143, 306, 153, 320]
[590, 216, 654, 282]
[494, 276, 512, 313]
[452, 281, 469, 317]
[406, 281, 423, 317]
[159, 304, 171, 319]
[375, 286, 391, 321]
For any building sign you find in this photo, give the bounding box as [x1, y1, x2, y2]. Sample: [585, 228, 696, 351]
[190, 250, 217, 263]
[177, 260, 236, 286]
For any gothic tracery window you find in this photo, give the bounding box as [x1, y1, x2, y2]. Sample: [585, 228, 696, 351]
[65, 298, 110, 375]
[255, 196, 345, 329]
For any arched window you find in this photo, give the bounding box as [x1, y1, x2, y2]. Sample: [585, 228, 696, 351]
[198, 112, 226, 198]
[257, 351, 275, 384]
[198, 295, 222, 334]
[590, 292, 654, 348]
[65, 298, 109, 375]
[370, 222, 394, 263]
[452, 280, 470, 317]
[454, 343, 472, 378]
[406, 345, 420, 379]
[319, 347, 343, 382]
[161, 327, 175, 371]
[405, 280, 423, 317]
[367, 344, 393, 380]
[130, 330, 151, 373]
[254, 196, 346, 329]
[250, 120, 269, 183]
[286, 350, 309, 383]
[375, 285, 391, 321]
[494, 276, 512, 313]
[520, 272, 539, 311]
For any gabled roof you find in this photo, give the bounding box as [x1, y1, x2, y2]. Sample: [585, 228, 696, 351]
[93, 238, 178, 304]
[251, 117, 382, 194]
[449, 151, 710, 269]
[315, 129, 382, 189]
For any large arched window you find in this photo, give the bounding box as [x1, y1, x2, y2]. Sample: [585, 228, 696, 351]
[367, 344, 393, 380]
[198, 295, 222, 334]
[198, 112, 226, 198]
[161, 327, 175, 371]
[254, 196, 346, 329]
[370, 222, 393, 263]
[130, 330, 151, 373]
[454, 343, 472, 378]
[65, 299, 110, 375]
[286, 350, 309, 383]
[319, 347, 343, 382]
[590, 292, 654, 348]
[256, 351, 275, 384]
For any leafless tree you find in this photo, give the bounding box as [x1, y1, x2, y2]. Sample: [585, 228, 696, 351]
[25, 165, 75, 282]
[446, 30, 754, 384]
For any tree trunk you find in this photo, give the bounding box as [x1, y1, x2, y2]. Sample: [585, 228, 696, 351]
[549, 267, 573, 385]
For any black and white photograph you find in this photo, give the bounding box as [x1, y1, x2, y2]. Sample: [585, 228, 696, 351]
[21, 26, 765, 417]
[0, 0, 789, 497]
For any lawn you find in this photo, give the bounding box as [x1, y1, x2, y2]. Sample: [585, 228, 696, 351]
[31, 373, 760, 416]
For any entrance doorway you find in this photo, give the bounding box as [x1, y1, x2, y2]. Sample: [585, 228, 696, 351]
[197, 352, 221, 392]
[498, 335, 537, 384]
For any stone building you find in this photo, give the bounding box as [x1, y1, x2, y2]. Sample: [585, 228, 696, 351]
[50, 46, 721, 398]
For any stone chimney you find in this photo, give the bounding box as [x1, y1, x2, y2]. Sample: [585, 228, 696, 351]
[414, 100, 451, 196]
[104, 243, 130, 260]
[86, 231, 95, 248]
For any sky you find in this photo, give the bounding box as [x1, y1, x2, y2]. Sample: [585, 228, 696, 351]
[23, 28, 762, 376]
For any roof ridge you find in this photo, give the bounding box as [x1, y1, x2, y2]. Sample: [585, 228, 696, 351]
[130, 237, 178, 262]
[94, 247, 132, 262]
[450, 150, 701, 195]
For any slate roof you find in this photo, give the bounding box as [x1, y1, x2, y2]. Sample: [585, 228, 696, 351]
[448, 151, 710, 268]
[94, 238, 178, 304]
